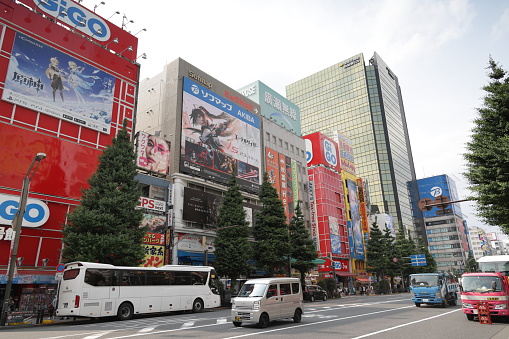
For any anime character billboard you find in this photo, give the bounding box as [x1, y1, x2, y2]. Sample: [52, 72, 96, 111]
[2, 33, 116, 134]
[136, 132, 171, 174]
[347, 179, 365, 259]
[180, 77, 261, 192]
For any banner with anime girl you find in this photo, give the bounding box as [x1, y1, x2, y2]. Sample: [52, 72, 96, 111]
[2, 32, 116, 134]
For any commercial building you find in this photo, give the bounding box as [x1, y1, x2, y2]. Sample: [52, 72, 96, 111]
[137, 59, 263, 266]
[416, 175, 469, 271]
[0, 1, 140, 312]
[286, 52, 421, 238]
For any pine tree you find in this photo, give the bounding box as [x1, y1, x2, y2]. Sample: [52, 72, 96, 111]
[214, 173, 252, 291]
[62, 121, 145, 265]
[252, 172, 290, 276]
[466, 252, 478, 272]
[464, 58, 509, 232]
[366, 221, 389, 284]
[391, 223, 416, 289]
[289, 201, 318, 286]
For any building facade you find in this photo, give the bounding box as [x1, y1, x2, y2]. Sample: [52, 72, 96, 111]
[416, 175, 470, 271]
[286, 52, 421, 238]
[0, 0, 140, 312]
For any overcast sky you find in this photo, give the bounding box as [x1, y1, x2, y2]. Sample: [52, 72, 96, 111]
[89, 0, 509, 238]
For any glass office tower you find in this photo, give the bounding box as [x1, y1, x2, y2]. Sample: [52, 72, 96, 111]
[286, 52, 421, 237]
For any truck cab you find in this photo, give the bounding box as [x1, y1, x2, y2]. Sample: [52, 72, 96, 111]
[460, 272, 509, 321]
[409, 273, 458, 307]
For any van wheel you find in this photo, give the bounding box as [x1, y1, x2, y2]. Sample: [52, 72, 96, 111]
[233, 321, 242, 327]
[258, 313, 269, 328]
[310, 295, 315, 302]
[323, 294, 327, 301]
[293, 309, 302, 323]
[192, 298, 204, 313]
[117, 302, 133, 321]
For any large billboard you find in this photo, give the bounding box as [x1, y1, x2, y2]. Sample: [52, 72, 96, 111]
[347, 179, 364, 259]
[2, 33, 116, 134]
[136, 132, 171, 175]
[417, 174, 462, 218]
[334, 131, 356, 175]
[265, 147, 295, 222]
[238, 81, 301, 136]
[181, 77, 261, 192]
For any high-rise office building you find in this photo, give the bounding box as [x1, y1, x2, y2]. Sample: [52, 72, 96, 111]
[286, 52, 421, 236]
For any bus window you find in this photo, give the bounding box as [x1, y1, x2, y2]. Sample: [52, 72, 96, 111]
[121, 270, 146, 286]
[85, 269, 112, 286]
[173, 272, 192, 285]
[191, 272, 207, 285]
[63, 268, 80, 280]
[147, 271, 171, 285]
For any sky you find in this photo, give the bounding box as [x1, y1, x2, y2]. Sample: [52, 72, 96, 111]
[86, 0, 509, 238]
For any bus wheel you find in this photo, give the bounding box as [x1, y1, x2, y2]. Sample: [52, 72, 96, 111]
[293, 309, 302, 323]
[117, 302, 133, 321]
[192, 298, 204, 313]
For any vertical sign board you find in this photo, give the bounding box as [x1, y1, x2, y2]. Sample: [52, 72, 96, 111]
[265, 147, 281, 196]
[308, 179, 320, 251]
[291, 159, 299, 205]
[347, 179, 365, 259]
[356, 178, 369, 233]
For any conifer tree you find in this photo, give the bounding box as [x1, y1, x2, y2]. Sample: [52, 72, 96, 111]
[289, 201, 318, 286]
[466, 252, 478, 273]
[464, 58, 509, 232]
[252, 173, 290, 276]
[415, 238, 437, 273]
[214, 173, 252, 291]
[62, 121, 145, 265]
[366, 221, 389, 283]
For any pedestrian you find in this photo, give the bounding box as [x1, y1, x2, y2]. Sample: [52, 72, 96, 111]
[49, 295, 57, 318]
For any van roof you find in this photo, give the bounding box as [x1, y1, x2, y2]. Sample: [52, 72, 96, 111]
[244, 277, 300, 284]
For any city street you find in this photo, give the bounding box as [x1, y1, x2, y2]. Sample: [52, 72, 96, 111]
[1, 293, 508, 338]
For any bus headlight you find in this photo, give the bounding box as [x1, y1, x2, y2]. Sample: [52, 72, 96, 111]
[253, 301, 260, 310]
[462, 302, 474, 308]
[494, 304, 507, 309]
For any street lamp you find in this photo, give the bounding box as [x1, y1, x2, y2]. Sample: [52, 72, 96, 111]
[0, 153, 46, 326]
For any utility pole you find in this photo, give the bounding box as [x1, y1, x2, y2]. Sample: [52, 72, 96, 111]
[1, 153, 46, 326]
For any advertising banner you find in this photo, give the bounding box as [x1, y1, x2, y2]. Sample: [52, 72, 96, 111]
[265, 147, 281, 195]
[136, 132, 171, 174]
[334, 131, 356, 175]
[417, 175, 461, 218]
[137, 197, 167, 234]
[2, 33, 116, 134]
[347, 179, 365, 259]
[308, 180, 320, 251]
[279, 154, 289, 218]
[329, 216, 342, 255]
[285, 156, 294, 220]
[181, 77, 261, 192]
[238, 81, 302, 136]
[356, 178, 369, 233]
[142, 244, 164, 267]
[291, 159, 299, 204]
[182, 188, 222, 226]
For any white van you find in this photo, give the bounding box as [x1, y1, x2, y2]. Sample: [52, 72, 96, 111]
[231, 277, 303, 328]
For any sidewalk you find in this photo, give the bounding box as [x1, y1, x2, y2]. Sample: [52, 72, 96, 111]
[0, 314, 91, 329]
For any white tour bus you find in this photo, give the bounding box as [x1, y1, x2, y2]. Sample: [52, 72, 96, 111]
[56, 262, 221, 320]
[477, 255, 509, 275]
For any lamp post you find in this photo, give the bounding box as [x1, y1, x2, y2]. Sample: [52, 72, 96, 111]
[1, 153, 46, 326]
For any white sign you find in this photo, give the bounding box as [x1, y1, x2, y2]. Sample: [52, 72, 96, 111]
[137, 197, 166, 213]
[0, 193, 50, 227]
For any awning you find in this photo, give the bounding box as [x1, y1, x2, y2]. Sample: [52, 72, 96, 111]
[177, 250, 216, 262]
[335, 272, 356, 276]
[357, 278, 371, 282]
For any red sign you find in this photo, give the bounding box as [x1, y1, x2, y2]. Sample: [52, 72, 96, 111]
[303, 132, 341, 171]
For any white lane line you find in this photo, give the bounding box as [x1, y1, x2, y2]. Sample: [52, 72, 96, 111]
[82, 331, 116, 339]
[180, 320, 196, 329]
[222, 306, 415, 339]
[351, 309, 461, 338]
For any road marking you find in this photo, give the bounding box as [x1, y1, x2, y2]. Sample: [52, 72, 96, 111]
[217, 317, 228, 324]
[221, 306, 415, 339]
[350, 309, 461, 338]
[82, 331, 116, 339]
[137, 327, 155, 333]
[180, 320, 196, 328]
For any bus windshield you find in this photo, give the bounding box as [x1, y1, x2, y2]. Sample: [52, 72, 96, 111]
[479, 262, 509, 275]
[410, 275, 439, 287]
[237, 283, 267, 297]
[462, 276, 502, 293]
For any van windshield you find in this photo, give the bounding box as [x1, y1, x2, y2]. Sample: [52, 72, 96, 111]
[237, 283, 267, 297]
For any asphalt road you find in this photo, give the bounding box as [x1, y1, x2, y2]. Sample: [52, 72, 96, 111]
[1, 293, 509, 338]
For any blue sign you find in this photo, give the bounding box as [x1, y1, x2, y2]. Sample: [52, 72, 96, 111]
[410, 254, 427, 266]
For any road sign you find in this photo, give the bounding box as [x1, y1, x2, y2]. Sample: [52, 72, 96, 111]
[410, 254, 427, 266]
[418, 198, 433, 211]
[56, 263, 65, 272]
[392, 257, 398, 263]
[434, 195, 450, 209]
